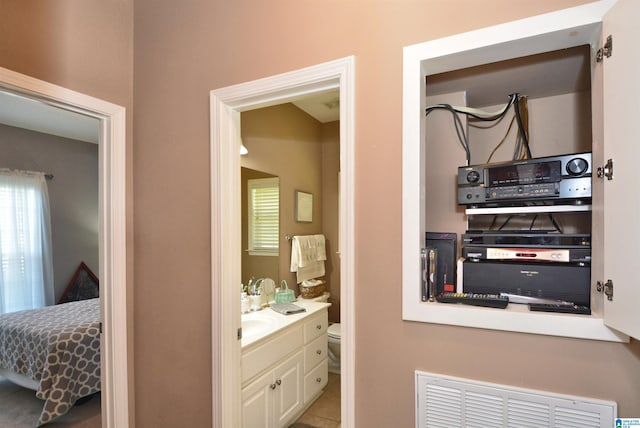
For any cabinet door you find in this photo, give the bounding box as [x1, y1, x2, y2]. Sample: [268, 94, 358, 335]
[602, 0, 640, 340]
[273, 350, 304, 428]
[242, 370, 273, 428]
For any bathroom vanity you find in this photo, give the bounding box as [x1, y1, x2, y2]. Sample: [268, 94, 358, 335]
[241, 301, 330, 428]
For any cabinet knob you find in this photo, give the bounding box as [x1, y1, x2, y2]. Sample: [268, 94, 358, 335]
[270, 383, 276, 390]
[316, 349, 322, 355]
[276, 379, 282, 386]
[316, 377, 322, 383]
[316, 324, 322, 330]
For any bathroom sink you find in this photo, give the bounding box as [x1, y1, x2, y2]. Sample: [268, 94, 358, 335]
[241, 314, 277, 339]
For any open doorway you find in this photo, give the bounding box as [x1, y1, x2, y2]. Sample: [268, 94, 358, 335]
[0, 67, 129, 427]
[210, 57, 355, 427]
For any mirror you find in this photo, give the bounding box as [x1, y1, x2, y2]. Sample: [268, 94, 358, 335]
[241, 167, 280, 285]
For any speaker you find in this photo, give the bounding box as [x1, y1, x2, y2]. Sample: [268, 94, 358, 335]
[425, 232, 457, 296]
[463, 260, 590, 306]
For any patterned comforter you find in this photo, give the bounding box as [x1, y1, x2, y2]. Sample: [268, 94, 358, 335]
[0, 298, 101, 425]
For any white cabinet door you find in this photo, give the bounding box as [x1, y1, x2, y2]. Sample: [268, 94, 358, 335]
[602, 0, 640, 340]
[242, 370, 273, 428]
[273, 350, 304, 428]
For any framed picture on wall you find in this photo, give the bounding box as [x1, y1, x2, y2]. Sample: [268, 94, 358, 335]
[295, 190, 313, 223]
[58, 262, 100, 304]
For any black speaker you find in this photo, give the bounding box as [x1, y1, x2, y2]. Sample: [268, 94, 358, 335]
[425, 232, 457, 296]
[463, 260, 590, 306]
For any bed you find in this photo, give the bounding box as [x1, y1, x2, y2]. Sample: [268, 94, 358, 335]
[0, 298, 101, 426]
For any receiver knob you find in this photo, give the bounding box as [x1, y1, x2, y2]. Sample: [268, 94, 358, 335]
[466, 170, 480, 183]
[566, 157, 588, 176]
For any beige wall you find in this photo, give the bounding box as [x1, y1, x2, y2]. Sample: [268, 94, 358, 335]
[0, 1, 134, 424]
[4, 0, 640, 426]
[134, 0, 640, 425]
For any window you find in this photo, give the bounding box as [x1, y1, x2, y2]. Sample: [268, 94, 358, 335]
[248, 177, 279, 256]
[0, 170, 54, 314]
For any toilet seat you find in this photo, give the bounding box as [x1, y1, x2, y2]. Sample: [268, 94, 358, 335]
[327, 323, 341, 339]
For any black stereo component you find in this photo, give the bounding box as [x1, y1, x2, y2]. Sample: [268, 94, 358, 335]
[462, 259, 591, 306]
[462, 232, 591, 249]
[458, 152, 592, 206]
[462, 246, 591, 264]
[425, 232, 457, 296]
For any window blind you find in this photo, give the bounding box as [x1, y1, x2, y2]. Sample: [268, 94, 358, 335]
[248, 177, 279, 256]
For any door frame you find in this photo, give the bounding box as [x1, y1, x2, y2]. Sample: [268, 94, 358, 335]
[0, 66, 129, 427]
[210, 56, 355, 427]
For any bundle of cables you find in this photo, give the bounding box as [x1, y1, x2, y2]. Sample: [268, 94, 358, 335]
[425, 93, 530, 165]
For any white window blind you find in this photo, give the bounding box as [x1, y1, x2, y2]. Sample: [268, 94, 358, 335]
[248, 177, 279, 256]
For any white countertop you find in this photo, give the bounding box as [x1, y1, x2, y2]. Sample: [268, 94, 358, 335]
[241, 300, 331, 349]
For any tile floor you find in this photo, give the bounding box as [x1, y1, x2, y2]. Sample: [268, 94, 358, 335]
[293, 373, 341, 428]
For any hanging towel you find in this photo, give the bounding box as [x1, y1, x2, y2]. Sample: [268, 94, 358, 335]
[290, 234, 326, 283]
[290, 234, 326, 270]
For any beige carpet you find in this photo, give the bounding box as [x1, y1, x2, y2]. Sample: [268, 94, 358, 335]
[0, 376, 101, 427]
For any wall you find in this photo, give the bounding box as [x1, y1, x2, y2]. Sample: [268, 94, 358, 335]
[0, 1, 134, 424]
[320, 121, 340, 323]
[0, 124, 99, 301]
[132, 1, 640, 427]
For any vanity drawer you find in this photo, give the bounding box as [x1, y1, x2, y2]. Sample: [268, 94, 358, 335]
[304, 358, 328, 403]
[304, 333, 327, 371]
[303, 311, 328, 343]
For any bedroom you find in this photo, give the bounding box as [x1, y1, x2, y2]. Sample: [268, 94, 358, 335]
[0, 91, 102, 426]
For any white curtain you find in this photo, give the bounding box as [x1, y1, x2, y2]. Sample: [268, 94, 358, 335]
[0, 170, 54, 314]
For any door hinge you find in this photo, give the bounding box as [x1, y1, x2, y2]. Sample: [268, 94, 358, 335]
[597, 280, 614, 301]
[99, 322, 103, 334]
[597, 158, 614, 180]
[237, 327, 242, 340]
[596, 35, 613, 62]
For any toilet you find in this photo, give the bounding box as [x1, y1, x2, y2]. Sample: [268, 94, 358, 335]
[302, 291, 341, 374]
[326, 322, 341, 374]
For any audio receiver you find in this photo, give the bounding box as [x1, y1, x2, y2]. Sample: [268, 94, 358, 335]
[458, 152, 592, 206]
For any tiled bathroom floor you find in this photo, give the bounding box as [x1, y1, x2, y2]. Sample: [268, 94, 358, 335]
[293, 373, 341, 428]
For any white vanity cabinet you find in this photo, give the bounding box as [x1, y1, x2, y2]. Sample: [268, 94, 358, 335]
[241, 349, 304, 428]
[302, 310, 329, 404]
[241, 306, 329, 428]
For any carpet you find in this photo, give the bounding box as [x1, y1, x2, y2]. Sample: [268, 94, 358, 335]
[0, 376, 101, 427]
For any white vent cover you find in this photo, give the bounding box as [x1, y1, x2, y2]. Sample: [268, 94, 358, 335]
[416, 371, 616, 428]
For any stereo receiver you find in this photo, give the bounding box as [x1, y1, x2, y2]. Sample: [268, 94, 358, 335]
[458, 152, 592, 206]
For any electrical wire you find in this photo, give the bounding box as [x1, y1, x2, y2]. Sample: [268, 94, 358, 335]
[513, 95, 532, 159]
[486, 114, 517, 163]
[425, 93, 530, 165]
[425, 103, 471, 164]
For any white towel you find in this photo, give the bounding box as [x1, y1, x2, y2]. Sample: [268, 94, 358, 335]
[295, 261, 325, 284]
[290, 234, 326, 270]
[290, 234, 326, 283]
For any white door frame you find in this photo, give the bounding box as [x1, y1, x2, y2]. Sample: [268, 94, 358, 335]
[0, 67, 129, 427]
[210, 56, 355, 427]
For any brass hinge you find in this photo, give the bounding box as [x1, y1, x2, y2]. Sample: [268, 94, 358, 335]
[597, 280, 614, 301]
[596, 35, 613, 62]
[597, 158, 614, 180]
[237, 327, 242, 340]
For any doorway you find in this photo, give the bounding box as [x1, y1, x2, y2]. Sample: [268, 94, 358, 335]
[210, 57, 355, 427]
[0, 66, 129, 427]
